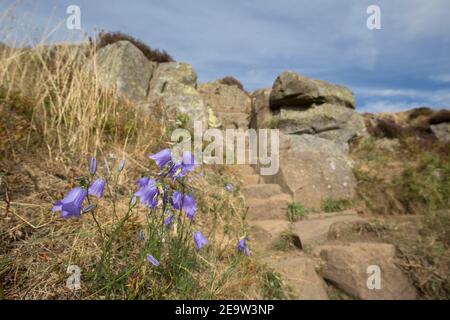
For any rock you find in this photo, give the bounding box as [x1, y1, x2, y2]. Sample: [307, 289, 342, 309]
[243, 174, 261, 185]
[250, 88, 273, 128]
[292, 210, 366, 248]
[270, 71, 355, 109]
[199, 80, 251, 128]
[267, 254, 329, 300]
[242, 184, 282, 199]
[431, 122, 450, 141]
[327, 219, 372, 240]
[149, 62, 208, 127]
[89, 40, 155, 102]
[264, 134, 356, 209]
[246, 194, 292, 221]
[199, 80, 251, 113]
[249, 219, 291, 251]
[274, 103, 366, 144]
[215, 111, 249, 129]
[313, 243, 417, 300]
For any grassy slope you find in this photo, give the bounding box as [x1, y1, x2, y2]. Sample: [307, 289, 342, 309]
[0, 43, 280, 299]
[351, 135, 450, 299]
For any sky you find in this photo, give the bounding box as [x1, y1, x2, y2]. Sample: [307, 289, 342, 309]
[1, 0, 450, 112]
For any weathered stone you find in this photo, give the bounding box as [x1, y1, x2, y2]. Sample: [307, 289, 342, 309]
[270, 71, 355, 109]
[313, 243, 418, 300]
[89, 40, 155, 102]
[148, 62, 208, 127]
[292, 210, 366, 248]
[267, 254, 329, 300]
[199, 80, 251, 113]
[199, 80, 251, 128]
[246, 194, 292, 221]
[250, 88, 273, 128]
[274, 103, 366, 144]
[249, 219, 291, 251]
[431, 122, 450, 141]
[264, 134, 356, 209]
[242, 184, 282, 199]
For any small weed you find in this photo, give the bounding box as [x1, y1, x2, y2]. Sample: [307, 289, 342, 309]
[262, 270, 286, 300]
[287, 202, 308, 222]
[323, 198, 351, 213]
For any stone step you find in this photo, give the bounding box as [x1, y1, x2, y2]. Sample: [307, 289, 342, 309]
[246, 193, 291, 220]
[264, 253, 329, 300]
[242, 183, 282, 199]
[243, 174, 261, 185]
[249, 219, 291, 251]
[292, 210, 366, 248]
[236, 165, 256, 175]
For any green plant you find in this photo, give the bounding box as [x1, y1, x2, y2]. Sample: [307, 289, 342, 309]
[323, 198, 350, 213]
[287, 202, 308, 222]
[262, 270, 286, 300]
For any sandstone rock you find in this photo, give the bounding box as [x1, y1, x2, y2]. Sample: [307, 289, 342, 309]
[242, 184, 282, 199]
[431, 122, 450, 141]
[250, 88, 273, 128]
[313, 243, 417, 300]
[292, 210, 366, 248]
[267, 254, 329, 300]
[148, 62, 208, 127]
[89, 40, 155, 102]
[199, 80, 251, 113]
[249, 219, 291, 251]
[264, 134, 356, 208]
[270, 71, 355, 109]
[327, 219, 372, 240]
[274, 103, 366, 144]
[246, 193, 292, 221]
[199, 80, 251, 128]
[215, 111, 249, 129]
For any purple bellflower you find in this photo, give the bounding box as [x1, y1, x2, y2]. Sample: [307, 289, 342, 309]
[225, 183, 234, 193]
[88, 179, 106, 198]
[89, 157, 97, 175]
[171, 192, 197, 220]
[169, 151, 197, 180]
[237, 237, 251, 257]
[135, 178, 161, 208]
[146, 254, 160, 267]
[149, 148, 172, 170]
[193, 231, 209, 251]
[164, 214, 175, 227]
[52, 187, 87, 219]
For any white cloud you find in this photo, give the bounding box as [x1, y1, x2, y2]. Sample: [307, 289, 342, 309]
[429, 74, 450, 83]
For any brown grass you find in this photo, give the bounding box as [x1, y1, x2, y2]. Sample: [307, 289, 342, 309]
[94, 31, 174, 63]
[220, 76, 245, 91]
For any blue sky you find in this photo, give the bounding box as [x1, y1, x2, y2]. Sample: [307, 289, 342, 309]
[1, 0, 450, 112]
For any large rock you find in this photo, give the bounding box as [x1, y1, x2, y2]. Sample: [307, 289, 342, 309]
[264, 134, 356, 209]
[267, 254, 329, 300]
[313, 243, 418, 300]
[431, 122, 450, 141]
[274, 103, 366, 144]
[270, 71, 355, 109]
[148, 62, 208, 127]
[250, 88, 273, 129]
[89, 40, 155, 101]
[252, 72, 366, 146]
[198, 80, 251, 128]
